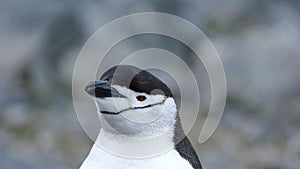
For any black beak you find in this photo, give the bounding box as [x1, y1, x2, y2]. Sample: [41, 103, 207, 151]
[85, 80, 125, 98]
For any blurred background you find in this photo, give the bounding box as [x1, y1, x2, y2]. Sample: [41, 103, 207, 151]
[1, 0, 300, 169]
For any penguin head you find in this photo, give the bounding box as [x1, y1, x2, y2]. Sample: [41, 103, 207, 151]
[85, 65, 178, 137]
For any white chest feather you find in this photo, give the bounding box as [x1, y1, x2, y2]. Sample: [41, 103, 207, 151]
[80, 145, 193, 169]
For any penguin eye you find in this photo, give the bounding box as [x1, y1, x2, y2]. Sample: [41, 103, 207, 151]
[136, 95, 146, 102]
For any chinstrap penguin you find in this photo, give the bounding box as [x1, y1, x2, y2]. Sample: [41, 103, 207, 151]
[80, 65, 202, 169]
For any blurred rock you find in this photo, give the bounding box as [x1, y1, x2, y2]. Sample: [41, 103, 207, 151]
[0, 0, 299, 169]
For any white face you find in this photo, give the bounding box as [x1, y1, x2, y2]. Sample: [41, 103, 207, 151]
[93, 85, 177, 137]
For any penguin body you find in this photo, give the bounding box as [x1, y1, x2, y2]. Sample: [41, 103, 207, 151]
[80, 136, 193, 169]
[81, 65, 202, 169]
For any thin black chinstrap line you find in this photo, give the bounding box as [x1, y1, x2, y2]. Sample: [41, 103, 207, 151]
[100, 97, 167, 115]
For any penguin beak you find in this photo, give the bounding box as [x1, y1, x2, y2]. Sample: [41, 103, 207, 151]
[85, 80, 125, 98]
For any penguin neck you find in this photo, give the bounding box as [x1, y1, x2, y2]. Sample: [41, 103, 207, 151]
[94, 97, 180, 157]
[94, 128, 176, 158]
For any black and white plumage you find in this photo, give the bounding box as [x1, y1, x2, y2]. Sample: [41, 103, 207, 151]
[81, 65, 202, 169]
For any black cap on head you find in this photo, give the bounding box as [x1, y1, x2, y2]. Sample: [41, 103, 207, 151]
[100, 65, 173, 97]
